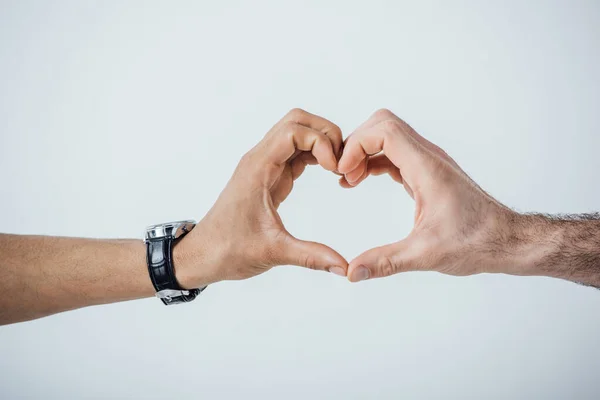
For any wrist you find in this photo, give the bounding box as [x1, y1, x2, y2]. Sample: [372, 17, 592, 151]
[172, 222, 223, 289]
[491, 212, 562, 277]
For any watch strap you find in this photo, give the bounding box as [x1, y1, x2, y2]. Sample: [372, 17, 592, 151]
[146, 237, 202, 305]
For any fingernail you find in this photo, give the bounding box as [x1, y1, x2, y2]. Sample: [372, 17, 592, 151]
[351, 266, 370, 282]
[328, 266, 346, 277]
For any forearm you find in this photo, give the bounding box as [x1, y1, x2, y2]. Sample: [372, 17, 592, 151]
[0, 234, 154, 325]
[498, 213, 600, 287]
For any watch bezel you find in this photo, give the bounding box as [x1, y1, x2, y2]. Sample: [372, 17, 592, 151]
[144, 220, 196, 242]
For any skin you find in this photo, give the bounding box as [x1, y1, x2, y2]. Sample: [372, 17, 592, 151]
[2, 107, 600, 325]
[0, 109, 348, 325]
[174, 108, 349, 287]
[338, 109, 600, 286]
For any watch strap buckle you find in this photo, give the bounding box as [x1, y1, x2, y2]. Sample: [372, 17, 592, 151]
[156, 289, 190, 300]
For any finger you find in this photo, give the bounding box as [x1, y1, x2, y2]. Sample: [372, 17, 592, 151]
[270, 163, 293, 208]
[324, 126, 343, 159]
[389, 115, 460, 169]
[368, 109, 461, 170]
[337, 133, 370, 174]
[343, 108, 390, 142]
[290, 158, 307, 182]
[276, 233, 348, 276]
[365, 154, 403, 183]
[272, 153, 319, 207]
[346, 163, 368, 187]
[340, 154, 397, 187]
[290, 153, 317, 181]
[338, 121, 427, 191]
[339, 157, 403, 188]
[344, 158, 367, 184]
[339, 175, 353, 188]
[265, 122, 338, 171]
[347, 236, 424, 282]
[339, 109, 435, 178]
[339, 174, 367, 188]
[282, 108, 343, 157]
[337, 108, 397, 173]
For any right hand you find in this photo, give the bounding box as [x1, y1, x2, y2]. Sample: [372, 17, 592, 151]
[175, 109, 349, 288]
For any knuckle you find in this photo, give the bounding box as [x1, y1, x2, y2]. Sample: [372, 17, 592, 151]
[281, 120, 299, 135]
[343, 134, 357, 147]
[372, 108, 395, 121]
[328, 122, 342, 136]
[380, 119, 403, 135]
[378, 254, 397, 277]
[240, 149, 254, 163]
[286, 108, 306, 120]
[302, 253, 318, 270]
[327, 124, 343, 148]
[379, 124, 402, 147]
[237, 150, 256, 173]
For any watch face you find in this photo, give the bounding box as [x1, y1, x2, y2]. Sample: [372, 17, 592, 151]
[144, 220, 196, 241]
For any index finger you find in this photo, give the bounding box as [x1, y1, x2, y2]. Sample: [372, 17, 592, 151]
[338, 120, 423, 179]
[264, 121, 338, 171]
[278, 108, 344, 157]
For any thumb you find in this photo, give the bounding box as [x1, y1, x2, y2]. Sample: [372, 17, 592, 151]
[347, 235, 424, 282]
[278, 234, 348, 277]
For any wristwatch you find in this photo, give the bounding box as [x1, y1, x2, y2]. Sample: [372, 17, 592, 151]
[144, 220, 206, 305]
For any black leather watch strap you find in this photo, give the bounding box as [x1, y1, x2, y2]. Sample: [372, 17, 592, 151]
[146, 237, 202, 305]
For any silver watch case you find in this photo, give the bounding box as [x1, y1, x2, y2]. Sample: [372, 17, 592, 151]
[144, 220, 196, 243]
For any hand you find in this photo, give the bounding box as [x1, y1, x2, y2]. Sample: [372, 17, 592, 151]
[176, 109, 348, 288]
[338, 109, 518, 282]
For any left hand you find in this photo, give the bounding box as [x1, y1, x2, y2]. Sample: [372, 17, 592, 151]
[337, 109, 515, 282]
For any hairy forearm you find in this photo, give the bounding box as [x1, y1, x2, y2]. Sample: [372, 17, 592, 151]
[499, 213, 600, 287]
[0, 234, 155, 325]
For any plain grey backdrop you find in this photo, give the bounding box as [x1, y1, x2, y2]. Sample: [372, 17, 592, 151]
[1, 0, 600, 398]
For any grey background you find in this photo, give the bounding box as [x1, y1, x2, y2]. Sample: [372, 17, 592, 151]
[1, 0, 600, 398]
